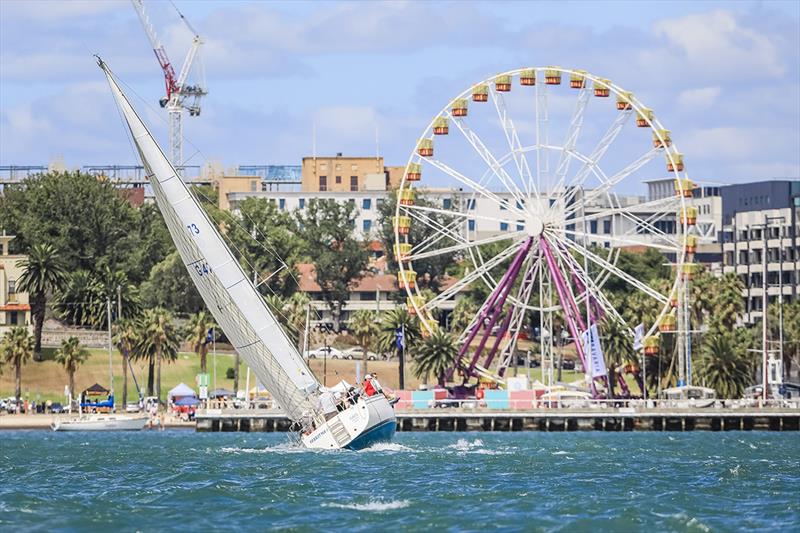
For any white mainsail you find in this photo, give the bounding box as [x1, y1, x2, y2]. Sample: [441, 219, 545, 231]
[99, 59, 320, 421]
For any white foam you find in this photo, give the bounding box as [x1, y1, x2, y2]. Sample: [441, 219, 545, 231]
[358, 442, 413, 453]
[218, 443, 304, 454]
[551, 450, 569, 455]
[448, 438, 484, 451]
[325, 500, 410, 512]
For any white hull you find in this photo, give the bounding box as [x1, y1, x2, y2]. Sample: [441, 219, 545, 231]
[51, 415, 148, 432]
[302, 395, 396, 450]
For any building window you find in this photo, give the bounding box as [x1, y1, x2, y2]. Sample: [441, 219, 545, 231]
[468, 220, 476, 231]
[516, 200, 523, 210]
[335, 175, 342, 184]
[517, 222, 524, 231]
[467, 199, 476, 210]
[603, 220, 611, 234]
[250, 180, 258, 192]
[500, 222, 509, 231]
[319, 175, 327, 191]
[443, 198, 452, 209]
[377, 198, 385, 208]
[363, 219, 372, 232]
[7, 279, 16, 294]
[279, 198, 286, 210]
[9, 311, 18, 325]
[590, 221, 598, 234]
[299, 198, 305, 209]
[500, 199, 508, 210]
[362, 198, 371, 210]
[350, 176, 358, 192]
[348, 199, 355, 207]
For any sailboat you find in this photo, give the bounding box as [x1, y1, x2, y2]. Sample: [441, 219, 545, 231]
[98, 58, 396, 449]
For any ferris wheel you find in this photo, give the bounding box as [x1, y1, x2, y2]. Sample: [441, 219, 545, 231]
[393, 66, 699, 393]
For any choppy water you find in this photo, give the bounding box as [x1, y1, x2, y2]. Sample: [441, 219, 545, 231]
[0, 431, 798, 531]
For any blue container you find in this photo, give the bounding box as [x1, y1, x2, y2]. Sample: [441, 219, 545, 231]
[412, 390, 434, 409]
[484, 389, 509, 409]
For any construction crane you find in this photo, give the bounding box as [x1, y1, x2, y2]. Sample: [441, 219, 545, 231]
[131, 0, 207, 171]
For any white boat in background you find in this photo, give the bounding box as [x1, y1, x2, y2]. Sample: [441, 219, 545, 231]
[98, 58, 395, 450]
[52, 415, 148, 432]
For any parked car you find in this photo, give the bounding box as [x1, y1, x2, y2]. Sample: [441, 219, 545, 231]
[343, 347, 380, 361]
[50, 402, 64, 414]
[305, 346, 345, 359]
[561, 359, 576, 370]
[125, 403, 141, 413]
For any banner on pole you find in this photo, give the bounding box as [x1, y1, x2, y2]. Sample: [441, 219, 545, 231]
[581, 324, 607, 378]
[633, 323, 645, 351]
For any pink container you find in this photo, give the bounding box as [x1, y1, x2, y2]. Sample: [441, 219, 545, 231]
[395, 390, 412, 409]
[509, 390, 535, 409]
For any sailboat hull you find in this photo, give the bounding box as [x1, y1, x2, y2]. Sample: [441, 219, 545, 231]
[302, 394, 396, 450]
[51, 415, 148, 432]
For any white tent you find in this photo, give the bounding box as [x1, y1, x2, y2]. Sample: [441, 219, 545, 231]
[167, 382, 196, 399]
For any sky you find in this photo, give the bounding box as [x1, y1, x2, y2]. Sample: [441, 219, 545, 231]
[1, 0, 798, 185]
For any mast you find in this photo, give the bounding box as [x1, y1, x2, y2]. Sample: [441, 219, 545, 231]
[99, 58, 320, 421]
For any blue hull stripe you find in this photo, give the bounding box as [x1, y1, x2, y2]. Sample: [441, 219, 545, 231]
[345, 419, 397, 450]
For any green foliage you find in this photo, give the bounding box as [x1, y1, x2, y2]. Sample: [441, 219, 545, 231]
[225, 198, 305, 298]
[1, 326, 34, 400]
[349, 310, 379, 360]
[264, 292, 310, 350]
[377, 192, 459, 292]
[54, 336, 89, 396]
[376, 307, 420, 355]
[184, 311, 215, 373]
[600, 318, 634, 398]
[16, 242, 68, 357]
[54, 267, 141, 328]
[450, 297, 478, 334]
[140, 252, 205, 314]
[296, 199, 368, 327]
[413, 327, 457, 386]
[132, 308, 180, 398]
[226, 367, 235, 379]
[696, 331, 753, 398]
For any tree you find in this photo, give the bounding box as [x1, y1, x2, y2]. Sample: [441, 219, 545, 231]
[54, 336, 89, 404]
[349, 310, 378, 373]
[140, 251, 205, 314]
[376, 192, 460, 292]
[377, 307, 420, 390]
[709, 273, 745, 332]
[414, 327, 457, 386]
[185, 311, 214, 373]
[450, 297, 478, 334]
[1, 327, 33, 402]
[133, 308, 179, 401]
[600, 319, 634, 399]
[696, 332, 752, 398]
[296, 199, 368, 330]
[16, 243, 68, 359]
[265, 292, 311, 351]
[113, 318, 139, 407]
[53, 270, 105, 327]
[225, 198, 306, 298]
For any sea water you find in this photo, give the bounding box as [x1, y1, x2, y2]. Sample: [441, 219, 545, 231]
[0, 431, 797, 531]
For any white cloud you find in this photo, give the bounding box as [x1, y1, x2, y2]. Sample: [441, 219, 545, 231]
[677, 87, 721, 109]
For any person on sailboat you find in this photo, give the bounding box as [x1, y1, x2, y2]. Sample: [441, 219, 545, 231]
[318, 390, 337, 421]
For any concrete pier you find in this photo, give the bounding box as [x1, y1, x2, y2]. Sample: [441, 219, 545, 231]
[194, 407, 800, 432]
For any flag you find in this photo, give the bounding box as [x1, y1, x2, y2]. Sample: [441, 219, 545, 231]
[581, 324, 607, 378]
[633, 323, 645, 351]
[204, 327, 214, 345]
[395, 325, 405, 350]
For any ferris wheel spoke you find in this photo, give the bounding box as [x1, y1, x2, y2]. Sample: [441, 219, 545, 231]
[534, 80, 550, 194]
[563, 147, 660, 219]
[552, 86, 591, 195]
[486, 89, 538, 200]
[402, 203, 520, 227]
[556, 234, 668, 304]
[421, 240, 524, 312]
[447, 114, 530, 213]
[409, 231, 526, 262]
[558, 228, 679, 252]
[558, 109, 633, 209]
[616, 210, 682, 247]
[423, 157, 526, 217]
[569, 196, 676, 224]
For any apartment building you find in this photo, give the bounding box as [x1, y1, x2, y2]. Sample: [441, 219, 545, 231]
[0, 234, 32, 336]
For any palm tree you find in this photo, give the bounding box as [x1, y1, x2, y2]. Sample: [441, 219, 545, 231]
[413, 327, 457, 387]
[450, 297, 478, 334]
[708, 273, 744, 331]
[113, 318, 139, 407]
[54, 336, 89, 403]
[600, 319, 634, 399]
[16, 243, 68, 360]
[133, 308, 179, 401]
[377, 307, 420, 389]
[54, 270, 105, 327]
[185, 311, 214, 373]
[1, 327, 34, 402]
[696, 332, 752, 398]
[349, 310, 378, 373]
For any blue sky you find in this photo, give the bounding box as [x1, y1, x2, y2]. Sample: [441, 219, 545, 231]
[1, 0, 798, 185]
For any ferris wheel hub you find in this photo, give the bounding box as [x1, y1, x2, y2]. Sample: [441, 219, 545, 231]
[525, 214, 545, 236]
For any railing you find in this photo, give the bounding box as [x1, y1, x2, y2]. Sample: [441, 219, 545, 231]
[399, 397, 800, 411]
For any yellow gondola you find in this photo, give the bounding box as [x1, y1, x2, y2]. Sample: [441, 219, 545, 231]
[406, 162, 422, 182]
[417, 138, 434, 157]
[570, 70, 587, 88]
[673, 178, 693, 198]
[616, 91, 633, 110]
[451, 98, 468, 117]
[433, 116, 449, 135]
[658, 314, 677, 333]
[472, 84, 489, 102]
[406, 295, 426, 315]
[397, 188, 415, 206]
[636, 107, 653, 127]
[679, 206, 697, 226]
[667, 152, 684, 172]
[544, 67, 561, 85]
[643, 336, 660, 355]
[594, 78, 610, 97]
[397, 270, 417, 289]
[520, 69, 536, 86]
[495, 74, 512, 92]
[684, 235, 697, 254]
[393, 243, 412, 261]
[653, 129, 671, 148]
[393, 216, 412, 235]
[682, 263, 696, 281]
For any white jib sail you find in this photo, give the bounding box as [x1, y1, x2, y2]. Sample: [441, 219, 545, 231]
[99, 59, 320, 421]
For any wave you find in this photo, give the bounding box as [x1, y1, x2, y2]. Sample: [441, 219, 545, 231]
[447, 438, 484, 451]
[358, 442, 413, 453]
[325, 500, 410, 512]
[218, 443, 304, 454]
